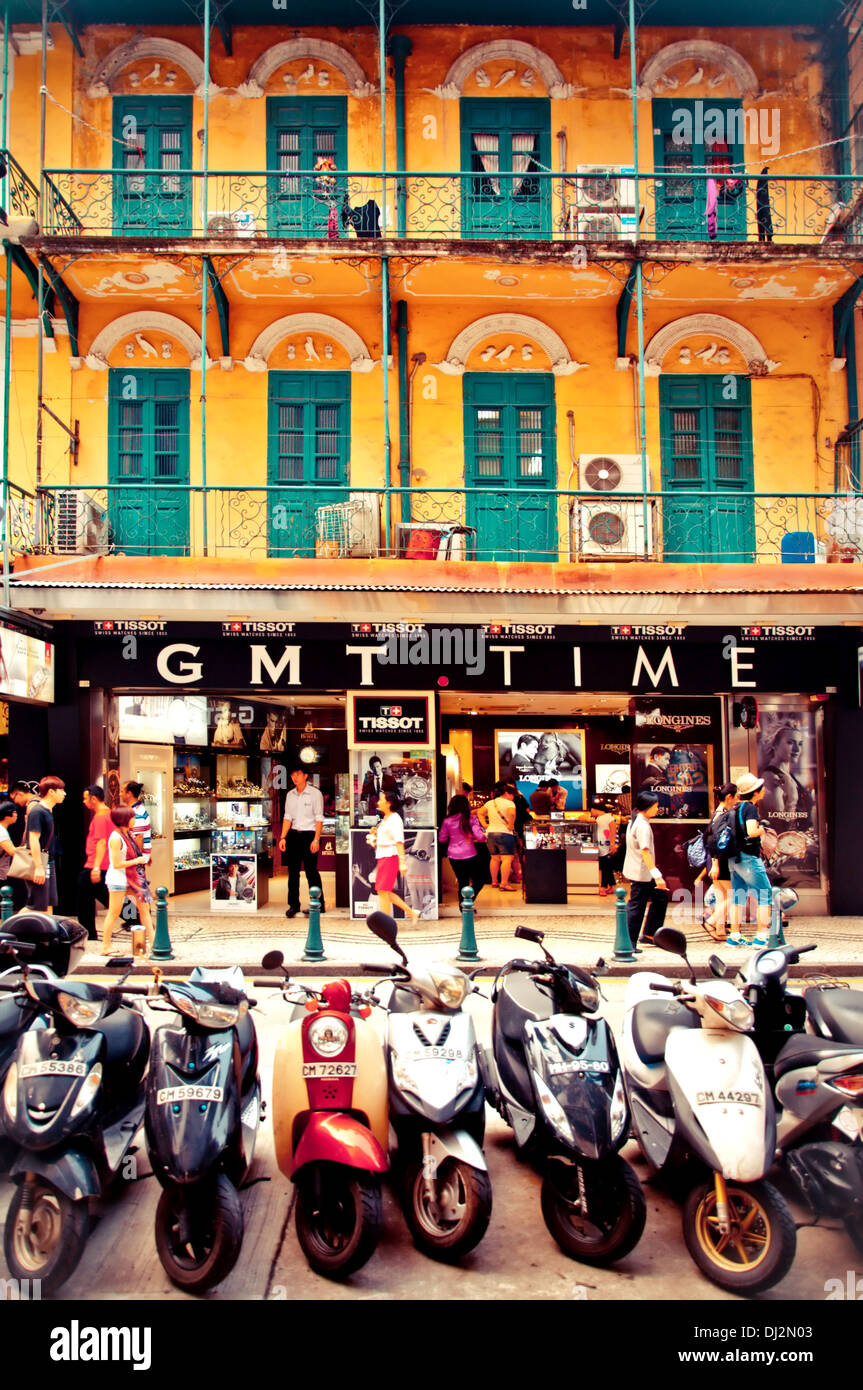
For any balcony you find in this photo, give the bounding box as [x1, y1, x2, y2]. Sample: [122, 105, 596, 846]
[37, 170, 863, 248]
[15, 484, 863, 566]
[1, 150, 39, 229]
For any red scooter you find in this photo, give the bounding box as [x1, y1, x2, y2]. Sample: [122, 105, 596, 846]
[262, 952, 388, 1279]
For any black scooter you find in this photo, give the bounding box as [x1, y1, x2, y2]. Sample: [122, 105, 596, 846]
[480, 926, 646, 1264]
[143, 965, 262, 1294]
[2, 954, 149, 1295]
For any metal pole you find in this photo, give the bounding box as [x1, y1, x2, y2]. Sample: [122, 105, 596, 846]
[2, 0, 10, 154]
[379, 0, 391, 551]
[2, 245, 11, 607]
[627, 0, 650, 554]
[35, 0, 47, 538]
[379, 0, 387, 236]
[200, 0, 210, 557]
[302, 884, 325, 961]
[457, 885, 479, 962]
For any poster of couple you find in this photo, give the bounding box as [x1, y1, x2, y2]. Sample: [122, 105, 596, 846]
[495, 730, 584, 810]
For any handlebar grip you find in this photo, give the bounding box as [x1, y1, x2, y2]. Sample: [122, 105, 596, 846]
[649, 982, 678, 993]
[798, 944, 818, 955]
[360, 963, 395, 974]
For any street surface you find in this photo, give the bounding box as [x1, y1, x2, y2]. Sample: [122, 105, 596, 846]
[0, 982, 855, 1303]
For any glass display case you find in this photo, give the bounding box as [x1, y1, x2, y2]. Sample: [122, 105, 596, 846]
[524, 818, 600, 900]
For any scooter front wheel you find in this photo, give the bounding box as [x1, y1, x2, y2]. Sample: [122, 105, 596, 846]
[155, 1174, 244, 1294]
[683, 1178, 797, 1295]
[540, 1156, 646, 1265]
[295, 1163, 381, 1279]
[403, 1159, 492, 1262]
[4, 1179, 89, 1296]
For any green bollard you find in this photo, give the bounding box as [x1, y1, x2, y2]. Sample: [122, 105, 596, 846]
[457, 885, 480, 962]
[0, 883, 13, 922]
[768, 888, 786, 948]
[150, 886, 174, 961]
[302, 885, 326, 962]
[613, 884, 636, 962]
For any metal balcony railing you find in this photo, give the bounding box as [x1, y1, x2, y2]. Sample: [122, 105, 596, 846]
[23, 484, 863, 566]
[38, 170, 863, 246]
[2, 150, 39, 225]
[835, 419, 863, 491]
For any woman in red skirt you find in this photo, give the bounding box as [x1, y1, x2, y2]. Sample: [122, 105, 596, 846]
[366, 790, 420, 921]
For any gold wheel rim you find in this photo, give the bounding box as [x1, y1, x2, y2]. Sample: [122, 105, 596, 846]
[694, 1187, 771, 1272]
[14, 1190, 62, 1272]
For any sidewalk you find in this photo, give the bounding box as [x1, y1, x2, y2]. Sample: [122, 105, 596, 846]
[82, 901, 863, 977]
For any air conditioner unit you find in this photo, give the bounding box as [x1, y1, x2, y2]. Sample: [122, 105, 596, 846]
[54, 492, 110, 555]
[574, 454, 653, 560]
[206, 210, 256, 237]
[315, 492, 380, 558]
[575, 166, 636, 211]
[576, 212, 622, 241]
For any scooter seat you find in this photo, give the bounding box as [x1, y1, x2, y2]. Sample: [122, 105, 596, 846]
[497, 970, 555, 1042]
[773, 1032, 862, 1080]
[92, 1006, 147, 1065]
[630, 998, 699, 1066]
[805, 987, 863, 1046]
[0, 995, 23, 1038]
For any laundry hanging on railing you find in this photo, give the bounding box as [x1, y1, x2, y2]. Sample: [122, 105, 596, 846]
[341, 191, 381, 239]
[756, 167, 774, 243]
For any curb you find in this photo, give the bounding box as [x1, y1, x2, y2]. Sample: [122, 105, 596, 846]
[87, 958, 863, 980]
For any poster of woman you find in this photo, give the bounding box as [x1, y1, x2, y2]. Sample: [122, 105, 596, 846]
[350, 828, 438, 920]
[495, 730, 584, 810]
[756, 709, 820, 881]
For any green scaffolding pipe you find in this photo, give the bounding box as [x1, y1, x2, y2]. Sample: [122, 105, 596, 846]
[201, 0, 211, 556]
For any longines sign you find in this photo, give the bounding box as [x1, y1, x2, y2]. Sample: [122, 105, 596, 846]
[78, 623, 847, 695]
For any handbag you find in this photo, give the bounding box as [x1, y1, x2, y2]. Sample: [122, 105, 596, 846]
[7, 846, 47, 881]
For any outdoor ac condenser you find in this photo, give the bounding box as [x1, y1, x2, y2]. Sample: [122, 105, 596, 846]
[206, 210, 256, 237]
[574, 455, 653, 560]
[54, 492, 110, 555]
[575, 167, 637, 211]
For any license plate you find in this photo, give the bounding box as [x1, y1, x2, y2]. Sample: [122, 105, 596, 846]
[20, 1061, 87, 1079]
[156, 1085, 224, 1105]
[302, 1063, 357, 1078]
[399, 1048, 464, 1063]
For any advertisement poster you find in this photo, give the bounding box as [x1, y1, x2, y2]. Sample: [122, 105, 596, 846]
[351, 750, 435, 827]
[594, 762, 630, 796]
[210, 854, 257, 909]
[347, 692, 434, 749]
[632, 743, 712, 819]
[495, 730, 585, 811]
[350, 828, 437, 920]
[756, 708, 820, 883]
[0, 624, 53, 704]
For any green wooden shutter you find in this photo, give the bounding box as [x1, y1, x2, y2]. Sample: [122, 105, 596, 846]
[653, 99, 746, 242]
[659, 375, 753, 561]
[112, 97, 192, 236]
[108, 369, 190, 555]
[460, 98, 551, 239]
[464, 373, 556, 560]
[267, 371, 350, 556]
[266, 97, 348, 236]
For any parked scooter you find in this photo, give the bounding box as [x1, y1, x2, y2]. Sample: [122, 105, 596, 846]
[1, 953, 149, 1295]
[481, 925, 646, 1264]
[621, 925, 797, 1295]
[364, 910, 491, 1260]
[262, 950, 388, 1279]
[142, 965, 262, 1293]
[711, 936, 863, 1257]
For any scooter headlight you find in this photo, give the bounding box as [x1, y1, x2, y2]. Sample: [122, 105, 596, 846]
[57, 991, 107, 1029]
[703, 994, 754, 1032]
[3, 1062, 17, 1122]
[70, 1063, 102, 1120]
[307, 1016, 350, 1057]
[171, 992, 246, 1030]
[609, 1071, 628, 1143]
[427, 971, 469, 1009]
[531, 1069, 574, 1144]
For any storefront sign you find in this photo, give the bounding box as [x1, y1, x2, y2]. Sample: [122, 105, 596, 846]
[348, 692, 433, 749]
[0, 624, 53, 704]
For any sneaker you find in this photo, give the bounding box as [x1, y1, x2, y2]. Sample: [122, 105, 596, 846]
[725, 933, 750, 947]
[750, 936, 769, 947]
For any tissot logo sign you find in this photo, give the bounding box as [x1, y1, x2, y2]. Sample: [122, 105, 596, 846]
[740, 626, 815, 641]
[350, 695, 431, 746]
[93, 621, 167, 635]
[221, 621, 296, 637]
[483, 623, 555, 640]
[611, 625, 686, 640]
[350, 622, 426, 637]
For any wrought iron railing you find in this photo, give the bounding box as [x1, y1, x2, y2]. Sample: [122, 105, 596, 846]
[835, 419, 863, 491]
[3, 482, 41, 554]
[2, 150, 39, 225]
[26, 484, 863, 566]
[39, 169, 863, 246]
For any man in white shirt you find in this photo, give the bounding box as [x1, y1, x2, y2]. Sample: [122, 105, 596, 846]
[623, 789, 668, 951]
[279, 767, 325, 918]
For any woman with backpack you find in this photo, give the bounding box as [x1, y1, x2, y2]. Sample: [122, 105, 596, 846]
[702, 782, 737, 941]
[727, 773, 773, 948]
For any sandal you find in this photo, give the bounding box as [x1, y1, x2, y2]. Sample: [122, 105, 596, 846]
[700, 918, 726, 943]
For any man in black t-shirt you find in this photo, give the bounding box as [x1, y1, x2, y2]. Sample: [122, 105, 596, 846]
[26, 776, 66, 914]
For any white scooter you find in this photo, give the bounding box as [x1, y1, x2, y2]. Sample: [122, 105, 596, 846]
[620, 926, 797, 1295]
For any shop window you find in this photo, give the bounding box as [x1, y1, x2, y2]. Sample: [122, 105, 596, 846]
[460, 98, 551, 240]
[463, 372, 556, 561]
[112, 97, 192, 237]
[652, 99, 746, 243]
[107, 369, 190, 556]
[266, 97, 348, 237]
[267, 371, 350, 556]
[659, 375, 754, 563]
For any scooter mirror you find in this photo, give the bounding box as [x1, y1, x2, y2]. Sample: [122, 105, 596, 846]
[366, 911, 409, 965]
[514, 925, 544, 944]
[708, 954, 727, 979]
[261, 950, 285, 971]
[653, 927, 688, 959]
[105, 956, 134, 970]
[777, 887, 799, 913]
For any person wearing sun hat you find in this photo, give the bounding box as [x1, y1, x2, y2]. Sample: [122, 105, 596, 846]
[727, 772, 771, 947]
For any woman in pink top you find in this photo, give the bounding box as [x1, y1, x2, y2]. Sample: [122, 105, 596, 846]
[439, 794, 487, 905]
